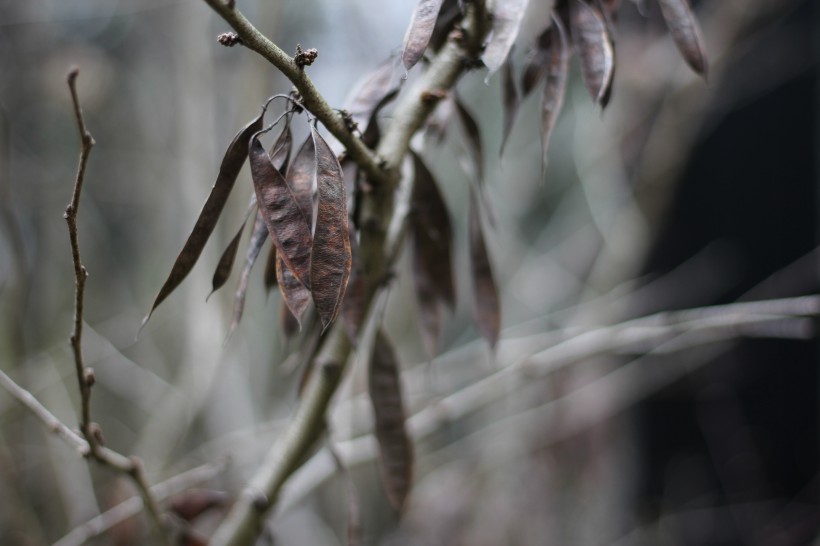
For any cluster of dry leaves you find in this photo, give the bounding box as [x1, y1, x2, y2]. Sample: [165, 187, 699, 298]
[145, 0, 707, 521]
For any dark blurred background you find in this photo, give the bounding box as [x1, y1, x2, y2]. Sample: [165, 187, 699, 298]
[0, 0, 817, 544]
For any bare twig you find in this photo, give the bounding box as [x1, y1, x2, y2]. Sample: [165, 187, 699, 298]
[53, 460, 229, 546]
[199, 0, 386, 185]
[0, 368, 89, 455]
[64, 68, 170, 544]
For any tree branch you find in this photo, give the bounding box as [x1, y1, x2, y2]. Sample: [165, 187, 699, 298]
[206, 2, 492, 544]
[199, 0, 386, 185]
[64, 68, 170, 544]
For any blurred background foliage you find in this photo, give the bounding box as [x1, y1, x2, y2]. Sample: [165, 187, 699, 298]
[0, 0, 817, 544]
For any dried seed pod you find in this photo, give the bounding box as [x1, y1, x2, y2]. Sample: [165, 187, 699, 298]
[469, 189, 501, 349]
[369, 331, 413, 513]
[409, 152, 455, 357]
[309, 126, 352, 331]
[249, 133, 313, 290]
[228, 212, 268, 335]
[500, 54, 520, 156]
[482, 0, 530, 76]
[285, 135, 316, 229]
[570, 0, 615, 108]
[454, 97, 483, 182]
[276, 256, 311, 328]
[657, 0, 708, 78]
[402, 0, 445, 71]
[144, 111, 264, 324]
[269, 119, 293, 174]
[209, 197, 255, 298]
[263, 245, 278, 293]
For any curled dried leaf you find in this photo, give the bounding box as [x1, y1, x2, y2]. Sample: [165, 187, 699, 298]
[209, 198, 255, 298]
[309, 126, 352, 331]
[341, 234, 366, 344]
[144, 111, 264, 323]
[285, 135, 316, 228]
[369, 331, 413, 513]
[402, 0, 445, 71]
[410, 152, 455, 356]
[454, 97, 483, 181]
[269, 119, 293, 173]
[657, 0, 708, 78]
[361, 88, 400, 149]
[500, 55, 520, 156]
[469, 190, 501, 349]
[346, 58, 399, 131]
[541, 15, 570, 170]
[482, 0, 530, 76]
[570, 0, 615, 107]
[228, 212, 268, 335]
[280, 299, 301, 339]
[263, 245, 278, 293]
[249, 133, 313, 290]
[276, 256, 311, 328]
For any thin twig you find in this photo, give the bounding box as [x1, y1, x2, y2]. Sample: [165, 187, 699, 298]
[64, 67, 170, 544]
[53, 460, 229, 546]
[0, 368, 89, 455]
[199, 0, 386, 185]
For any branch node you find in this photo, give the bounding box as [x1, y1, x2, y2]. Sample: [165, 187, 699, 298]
[88, 422, 105, 446]
[83, 367, 96, 387]
[217, 32, 243, 47]
[294, 44, 318, 67]
[420, 89, 448, 103]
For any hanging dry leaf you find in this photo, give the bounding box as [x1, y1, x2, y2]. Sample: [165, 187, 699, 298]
[263, 245, 278, 293]
[657, 0, 708, 78]
[269, 119, 293, 173]
[209, 197, 256, 299]
[454, 97, 483, 181]
[469, 190, 500, 349]
[341, 234, 366, 344]
[280, 299, 301, 339]
[309, 126, 352, 331]
[276, 256, 311, 328]
[228, 212, 268, 335]
[521, 27, 553, 97]
[346, 58, 399, 131]
[482, 0, 530, 76]
[369, 331, 413, 513]
[410, 152, 455, 356]
[541, 15, 570, 170]
[285, 135, 316, 228]
[361, 88, 400, 149]
[429, 0, 461, 52]
[570, 0, 615, 107]
[144, 111, 264, 323]
[249, 133, 313, 290]
[402, 0, 445, 71]
[500, 55, 520, 156]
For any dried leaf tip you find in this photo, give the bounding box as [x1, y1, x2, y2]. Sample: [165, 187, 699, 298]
[570, 0, 615, 108]
[402, 0, 445, 71]
[657, 0, 709, 79]
[468, 190, 501, 349]
[309, 126, 352, 331]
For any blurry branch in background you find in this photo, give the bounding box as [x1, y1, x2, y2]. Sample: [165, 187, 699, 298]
[53, 459, 229, 546]
[279, 295, 819, 511]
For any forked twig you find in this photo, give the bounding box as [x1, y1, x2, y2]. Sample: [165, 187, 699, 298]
[63, 67, 170, 544]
